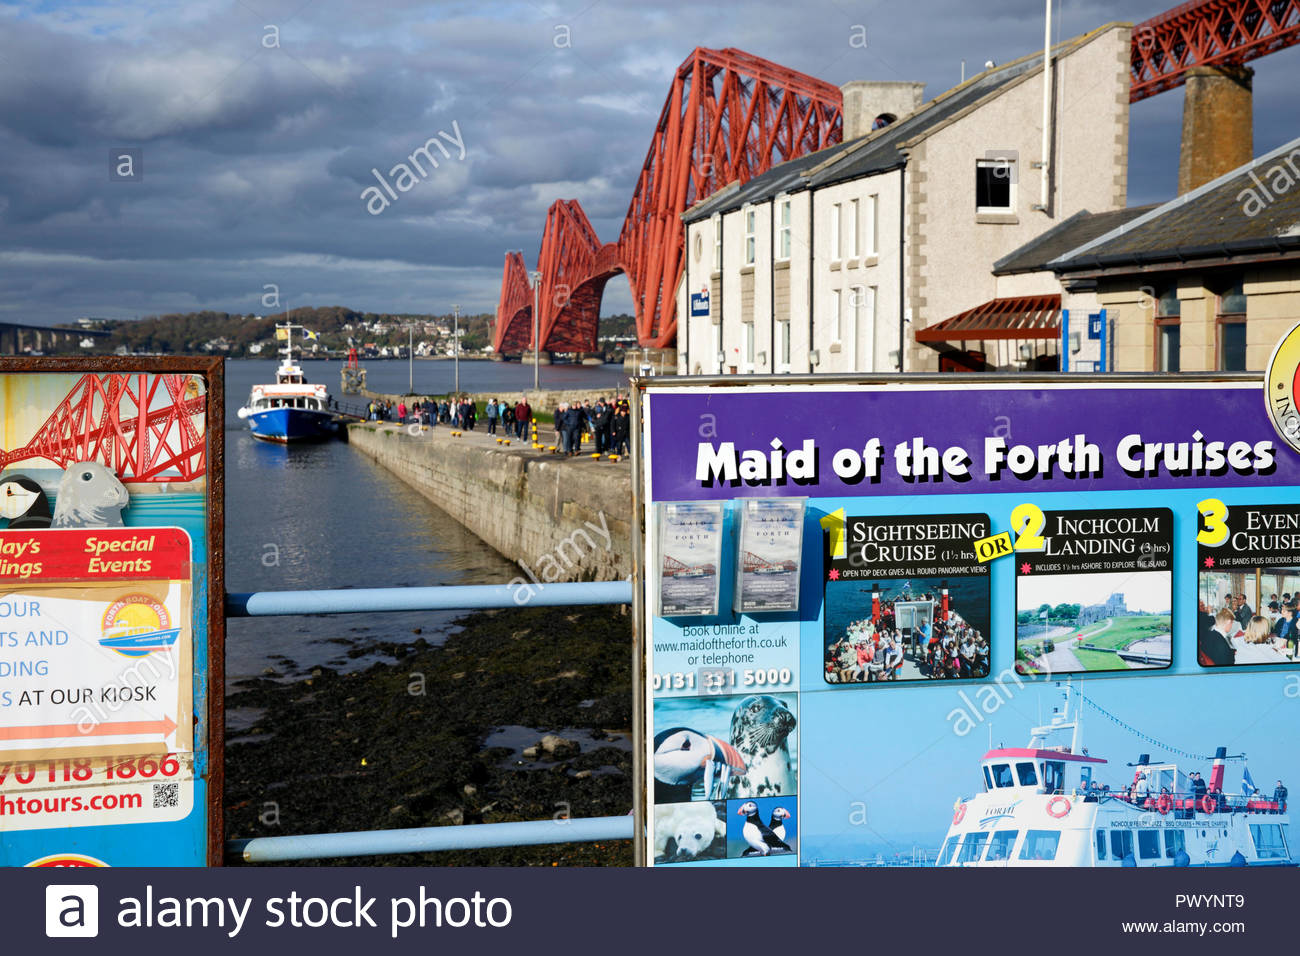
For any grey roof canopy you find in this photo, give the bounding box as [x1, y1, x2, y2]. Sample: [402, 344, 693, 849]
[1050, 135, 1300, 273]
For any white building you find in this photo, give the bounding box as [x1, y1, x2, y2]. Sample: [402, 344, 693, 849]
[675, 23, 1131, 375]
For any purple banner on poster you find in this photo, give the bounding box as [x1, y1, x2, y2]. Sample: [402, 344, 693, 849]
[646, 383, 1300, 501]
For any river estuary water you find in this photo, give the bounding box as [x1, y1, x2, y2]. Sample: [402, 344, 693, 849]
[223, 358, 628, 690]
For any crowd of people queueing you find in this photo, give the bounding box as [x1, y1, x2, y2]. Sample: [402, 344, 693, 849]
[363, 394, 631, 455]
[551, 397, 631, 456]
[1198, 590, 1300, 666]
[365, 397, 476, 428]
[825, 591, 990, 682]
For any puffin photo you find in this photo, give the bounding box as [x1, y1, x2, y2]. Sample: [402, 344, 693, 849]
[736, 800, 792, 856]
[653, 726, 747, 802]
[0, 475, 53, 529]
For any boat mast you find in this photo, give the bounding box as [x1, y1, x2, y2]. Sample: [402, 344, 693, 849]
[1028, 679, 1081, 753]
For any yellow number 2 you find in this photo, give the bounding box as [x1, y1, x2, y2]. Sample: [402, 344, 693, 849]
[1010, 503, 1046, 552]
[1197, 498, 1230, 548]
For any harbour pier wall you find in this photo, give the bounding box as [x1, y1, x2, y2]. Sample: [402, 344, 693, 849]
[347, 423, 633, 584]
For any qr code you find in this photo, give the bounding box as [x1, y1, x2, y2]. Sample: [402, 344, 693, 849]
[153, 783, 179, 808]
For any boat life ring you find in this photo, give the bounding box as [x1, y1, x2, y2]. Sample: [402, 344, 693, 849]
[952, 802, 967, 825]
[1199, 795, 1217, 815]
[1046, 796, 1071, 818]
[1157, 794, 1173, 815]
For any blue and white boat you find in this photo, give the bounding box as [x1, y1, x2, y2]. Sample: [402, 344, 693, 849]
[238, 324, 336, 443]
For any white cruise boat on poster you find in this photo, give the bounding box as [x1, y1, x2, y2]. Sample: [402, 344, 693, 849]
[936, 682, 1292, 867]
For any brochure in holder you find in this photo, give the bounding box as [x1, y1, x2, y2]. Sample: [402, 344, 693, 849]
[656, 501, 725, 616]
[735, 497, 805, 613]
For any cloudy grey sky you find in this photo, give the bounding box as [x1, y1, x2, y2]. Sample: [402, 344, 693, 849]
[2, 0, 1297, 325]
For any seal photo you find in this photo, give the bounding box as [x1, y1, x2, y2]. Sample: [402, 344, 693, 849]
[51, 461, 129, 528]
[728, 694, 797, 798]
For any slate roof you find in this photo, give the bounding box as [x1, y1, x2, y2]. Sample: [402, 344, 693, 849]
[682, 26, 1117, 224]
[1050, 135, 1300, 272]
[992, 206, 1157, 275]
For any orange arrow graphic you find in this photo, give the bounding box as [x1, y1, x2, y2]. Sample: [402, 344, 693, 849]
[0, 716, 176, 741]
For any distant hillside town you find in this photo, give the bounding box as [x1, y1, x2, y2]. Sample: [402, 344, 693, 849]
[19, 308, 639, 359]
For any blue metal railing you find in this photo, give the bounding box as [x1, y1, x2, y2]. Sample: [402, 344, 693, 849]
[232, 815, 635, 863]
[226, 581, 633, 617]
[224, 580, 636, 862]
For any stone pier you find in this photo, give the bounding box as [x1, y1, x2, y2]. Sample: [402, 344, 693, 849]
[347, 422, 633, 583]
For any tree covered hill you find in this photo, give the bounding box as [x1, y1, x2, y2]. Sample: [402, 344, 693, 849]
[59, 307, 638, 357]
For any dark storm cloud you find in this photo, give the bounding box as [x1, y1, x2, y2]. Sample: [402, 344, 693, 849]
[0, 0, 1296, 325]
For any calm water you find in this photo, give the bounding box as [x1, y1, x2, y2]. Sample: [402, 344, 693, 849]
[281, 355, 629, 399]
[221, 358, 625, 689]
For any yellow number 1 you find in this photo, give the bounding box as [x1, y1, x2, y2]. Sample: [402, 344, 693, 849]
[820, 508, 847, 559]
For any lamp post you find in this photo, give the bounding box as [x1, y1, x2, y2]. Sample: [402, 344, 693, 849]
[408, 324, 414, 394]
[452, 304, 460, 396]
[530, 270, 542, 391]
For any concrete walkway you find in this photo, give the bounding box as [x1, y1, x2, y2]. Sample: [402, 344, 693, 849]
[1036, 641, 1085, 674]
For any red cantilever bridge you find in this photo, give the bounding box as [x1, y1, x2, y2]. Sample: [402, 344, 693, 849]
[495, 0, 1300, 356]
[494, 47, 844, 356]
[0, 373, 207, 483]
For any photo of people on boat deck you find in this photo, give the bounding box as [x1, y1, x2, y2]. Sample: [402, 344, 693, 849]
[1198, 568, 1300, 666]
[823, 577, 990, 683]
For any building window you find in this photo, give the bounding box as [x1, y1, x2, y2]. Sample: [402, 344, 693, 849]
[712, 216, 722, 271]
[830, 202, 842, 260]
[854, 284, 876, 327]
[743, 322, 755, 368]
[1217, 276, 1247, 371]
[1154, 283, 1180, 373]
[847, 198, 858, 259]
[832, 288, 843, 342]
[864, 195, 877, 256]
[779, 320, 791, 371]
[778, 199, 791, 260]
[975, 159, 1015, 213]
[744, 208, 756, 265]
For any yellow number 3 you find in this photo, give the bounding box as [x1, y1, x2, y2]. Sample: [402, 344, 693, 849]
[1197, 498, 1229, 548]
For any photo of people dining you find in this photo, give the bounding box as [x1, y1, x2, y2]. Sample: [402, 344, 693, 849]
[1198, 568, 1300, 666]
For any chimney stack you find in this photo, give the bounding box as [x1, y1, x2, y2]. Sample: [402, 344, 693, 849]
[840, 81, 925, 140]
[1178, 65, 1254, 194]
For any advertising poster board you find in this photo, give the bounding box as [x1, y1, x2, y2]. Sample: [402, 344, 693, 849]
[0, 358, 224, 867]
[635, 373, 1300, 868]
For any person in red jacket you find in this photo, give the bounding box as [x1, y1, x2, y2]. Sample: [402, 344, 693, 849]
[514, 398, 531, 440]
